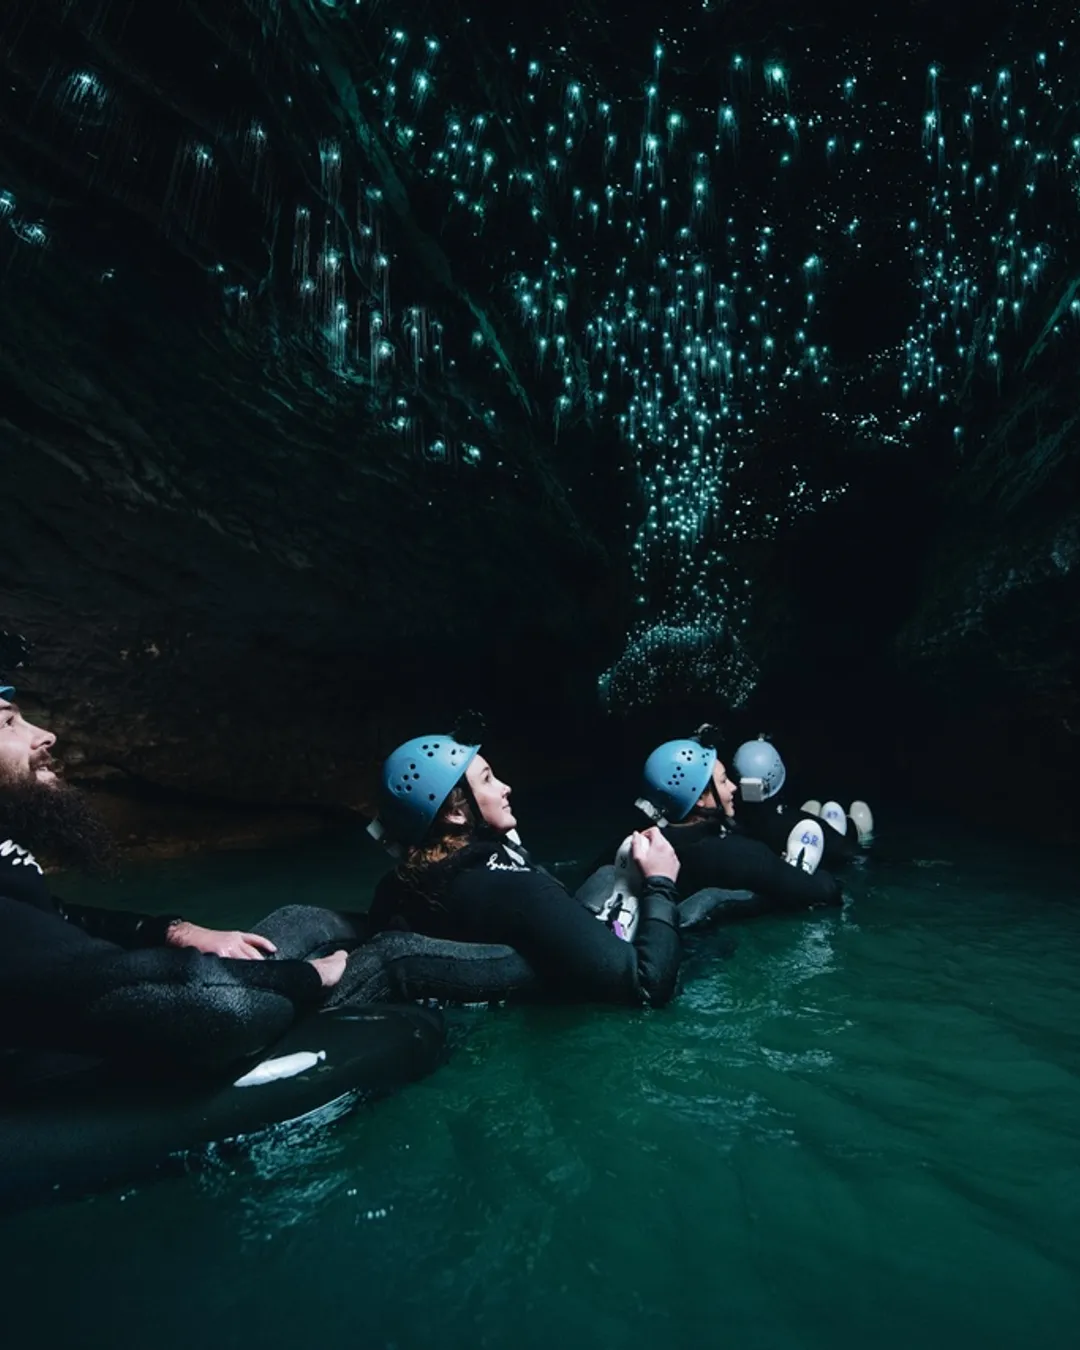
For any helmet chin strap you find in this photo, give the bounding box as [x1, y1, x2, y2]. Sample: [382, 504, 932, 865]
[365, 816, 404, 859]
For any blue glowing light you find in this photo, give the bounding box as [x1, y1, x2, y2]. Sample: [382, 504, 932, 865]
[11, 15, 1074, 711]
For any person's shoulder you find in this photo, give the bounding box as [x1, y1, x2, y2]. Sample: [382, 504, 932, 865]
[670, 817, 728, 843]
[372, 866, 411, 906]
[481, 839, 532, 874]
[0, 839, 46, 878]
[367, 868, 405, 923]
[0, 842, 53, 909]
[437, 840, 527, 891]
[442, 839, 540, 894]
[373, 866, 398, 893]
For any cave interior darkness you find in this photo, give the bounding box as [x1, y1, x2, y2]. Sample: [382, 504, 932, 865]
[1, 0, 1077, 845]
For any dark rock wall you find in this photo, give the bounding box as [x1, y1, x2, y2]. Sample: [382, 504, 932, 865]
[1, 0, 1076, 840]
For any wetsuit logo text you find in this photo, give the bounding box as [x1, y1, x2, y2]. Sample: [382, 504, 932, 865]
[0, 839, 43, 874]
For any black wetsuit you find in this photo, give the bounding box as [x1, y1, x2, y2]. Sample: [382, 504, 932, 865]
[0, 838, 324, 1071]
[584, 816, 842, 913]
[665, 816, 842, 908]
[737, 798, 859, 869]
[368, 836, 681, 1007]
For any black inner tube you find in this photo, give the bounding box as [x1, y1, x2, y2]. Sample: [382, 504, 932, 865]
[0, 1002, 445, 1213]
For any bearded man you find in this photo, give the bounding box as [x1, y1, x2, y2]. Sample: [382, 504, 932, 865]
[0, 675, 352, 1072]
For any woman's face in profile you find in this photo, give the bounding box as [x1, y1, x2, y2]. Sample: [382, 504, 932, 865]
[463, 755, 517, 834]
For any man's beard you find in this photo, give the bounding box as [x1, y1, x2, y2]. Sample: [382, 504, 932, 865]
[0, 769, 118, 876]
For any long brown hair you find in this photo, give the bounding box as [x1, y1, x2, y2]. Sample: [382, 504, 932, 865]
[397, 783, 477, 890]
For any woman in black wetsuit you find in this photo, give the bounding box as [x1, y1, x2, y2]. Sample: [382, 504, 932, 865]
[633, 734, 843, 911]
[366, 732, 683, 1007]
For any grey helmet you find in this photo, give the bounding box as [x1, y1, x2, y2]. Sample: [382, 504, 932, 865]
[732, 736, 787, 801]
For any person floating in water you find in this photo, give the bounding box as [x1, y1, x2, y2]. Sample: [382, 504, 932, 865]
[629, 730, 843, 913]
[366, 726, 684, 1006]
[0, 679, 352, 1072]
[731, 735, 874, 867]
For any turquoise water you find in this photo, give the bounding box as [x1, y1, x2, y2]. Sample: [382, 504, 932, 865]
[2, 822, 1079, 1349]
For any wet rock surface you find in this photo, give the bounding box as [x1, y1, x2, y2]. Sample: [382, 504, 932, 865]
[1, 0, 1076, 847]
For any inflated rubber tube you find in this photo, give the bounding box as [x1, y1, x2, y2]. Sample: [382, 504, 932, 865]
[819, 801, 848, 836]
[849, 800, 875, 847]
[783, 819, 826, 873]
[374, 932, 541, 1004]
[576, 841, 641, 940]
[0, 1002, 444, 1213]
[677, 887, 766, 929]
[577, 863, 763, 933]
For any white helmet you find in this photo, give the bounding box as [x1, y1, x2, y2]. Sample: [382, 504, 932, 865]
[784, 820, 825, 874]
[800, 799, 822, 816]
[819, 801, 848, 835]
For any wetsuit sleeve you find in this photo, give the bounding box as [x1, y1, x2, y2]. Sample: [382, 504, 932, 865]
[449, 866, 681, 1007]
[688, 833, 841, 908]
[54, 898, 181, 949]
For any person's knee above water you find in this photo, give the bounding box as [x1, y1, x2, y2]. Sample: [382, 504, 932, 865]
[365, 727, 683, 1006]
[0, 682, 350, 1071]
[636, 731, 842, 909]
[731, 735, 874, 865]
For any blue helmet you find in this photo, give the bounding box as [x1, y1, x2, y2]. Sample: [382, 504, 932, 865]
[375, 734, 480, 846]
[0, 684, 13, 698]
[732, 736, 786, 800]
[638, 739, 718, 823]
